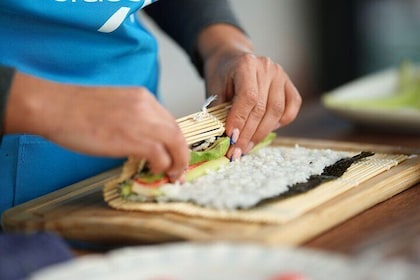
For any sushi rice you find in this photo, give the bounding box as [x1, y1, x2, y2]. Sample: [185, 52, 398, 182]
[159, 146, 350, 210]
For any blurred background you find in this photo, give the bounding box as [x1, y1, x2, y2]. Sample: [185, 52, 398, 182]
[140, 0, 420, 117]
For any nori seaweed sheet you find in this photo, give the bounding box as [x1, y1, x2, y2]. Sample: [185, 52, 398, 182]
[256, 151, 375, 206]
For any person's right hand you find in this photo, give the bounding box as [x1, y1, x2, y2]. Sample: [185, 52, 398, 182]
[5, 72, 189, 181]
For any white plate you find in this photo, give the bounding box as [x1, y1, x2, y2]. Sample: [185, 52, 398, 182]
[321, 67, 420, 133]
[30, 242, 419, 280]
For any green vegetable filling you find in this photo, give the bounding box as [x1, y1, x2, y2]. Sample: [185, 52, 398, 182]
[119, 132, 277, 199]
[189, 137, 230, 165]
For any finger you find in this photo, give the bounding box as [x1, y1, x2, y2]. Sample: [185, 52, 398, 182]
[163, 123, 189, 181]
[224, 56, 259, 138]
[233, 64, 274, 154]
[250, 75, 286, 145]
[141, 119, 189, 179]
[134, 139, 172, 175]
[143, 95, 190, 178]
[225, 82, 259, 159]
[279, 79, 301, 127]
[233, 57, 281, 154]
[128, 95, 189, 178]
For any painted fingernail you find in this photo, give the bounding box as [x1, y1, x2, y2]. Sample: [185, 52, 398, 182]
[230, 147, 242, 161]
[230, 128, 240, 145]
[228, 147, 234, 162]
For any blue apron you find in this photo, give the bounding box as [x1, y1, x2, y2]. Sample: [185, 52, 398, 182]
[0, 135, 124, 214]
[0, 0, 159, 215]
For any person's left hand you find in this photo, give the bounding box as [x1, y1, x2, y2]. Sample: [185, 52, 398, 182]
[199, 25, 302, 160]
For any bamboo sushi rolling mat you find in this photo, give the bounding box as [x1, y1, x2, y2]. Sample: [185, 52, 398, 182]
[103, 152, 408, 224]
[2, 137, 420, 246]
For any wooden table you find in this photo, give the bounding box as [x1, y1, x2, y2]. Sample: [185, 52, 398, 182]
[277, 98, 420, 262]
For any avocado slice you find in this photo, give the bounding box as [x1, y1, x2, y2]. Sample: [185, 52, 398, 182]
[189, 137, 230, 165]
[185, 156, 230, 182]
[249, 132, 276, 154]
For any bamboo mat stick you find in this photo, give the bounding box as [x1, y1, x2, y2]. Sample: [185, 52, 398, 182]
[177, 101, 232, 144]
[177, 111, 229, 129]
[176, 102, 231, 123]
[178, 105, 229, 121]
[183, 125, 224, 138]
[186, 130, 226, 145]
[180, 115, 227, 132]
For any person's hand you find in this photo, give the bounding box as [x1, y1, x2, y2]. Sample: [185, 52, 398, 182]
[198, 24, 302, 160]
[5, 72, 189, 180]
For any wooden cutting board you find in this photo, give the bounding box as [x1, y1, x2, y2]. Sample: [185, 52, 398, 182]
[2, 137, 420, 247]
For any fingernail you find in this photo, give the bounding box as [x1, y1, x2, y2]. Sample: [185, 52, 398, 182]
[245, 141, 255, 153]
[230, 128, 240, 145]
[167, 172, 177, 180]
[230, 147, 242, 161]
[168, 171, 184, 183]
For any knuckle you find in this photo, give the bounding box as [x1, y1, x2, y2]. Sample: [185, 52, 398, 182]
[261, 56, 273, 69]
[269, 101, 285, 114]
[244, 89, 259, 104]
[241, 52, 257, 63]
[237, 53, 257, 70]
[252, 104, 266, 118]
[232, 111, 248, 123]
